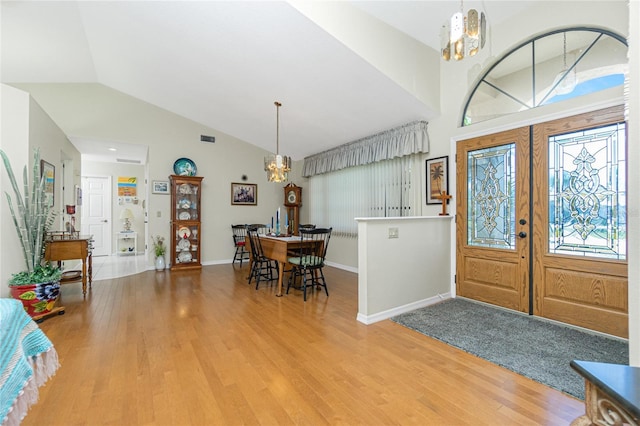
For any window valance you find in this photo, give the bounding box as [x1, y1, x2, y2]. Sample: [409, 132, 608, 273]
[302, 120, 429, 177]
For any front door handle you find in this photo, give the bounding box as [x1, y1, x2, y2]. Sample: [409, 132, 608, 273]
[518, 231, 527, 238]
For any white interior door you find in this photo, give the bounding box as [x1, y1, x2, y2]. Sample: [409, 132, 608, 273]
[81, 176, 112, 256]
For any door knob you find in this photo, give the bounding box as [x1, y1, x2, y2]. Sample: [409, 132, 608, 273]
[518, 231, 527, 238]
[102, 220, 108, 223]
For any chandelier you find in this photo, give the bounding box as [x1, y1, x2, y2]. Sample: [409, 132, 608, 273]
[440, 0, 486, 61]
[264, 101, 291, 182]
[551, 32, 577, 95]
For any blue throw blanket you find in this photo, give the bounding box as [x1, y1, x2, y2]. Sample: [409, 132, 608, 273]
[0, 299, 59, 425]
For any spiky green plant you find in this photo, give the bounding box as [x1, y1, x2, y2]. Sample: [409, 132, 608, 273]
[0, 148, 58, 284]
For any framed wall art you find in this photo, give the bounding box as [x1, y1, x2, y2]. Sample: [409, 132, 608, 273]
[426, 156, 449, 205]
[152, 180, 169, 194]
[40, 159, 55, 207]
[231, 183, 257, 205]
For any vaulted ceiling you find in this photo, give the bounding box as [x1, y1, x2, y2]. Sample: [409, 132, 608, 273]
[1, 1, 535, 163]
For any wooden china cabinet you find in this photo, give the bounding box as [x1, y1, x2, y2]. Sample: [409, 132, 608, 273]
[170, 175, 203, 270]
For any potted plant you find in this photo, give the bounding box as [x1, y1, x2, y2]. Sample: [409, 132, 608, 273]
[0, 148, 61, 317]
[151, 235, 166, 271]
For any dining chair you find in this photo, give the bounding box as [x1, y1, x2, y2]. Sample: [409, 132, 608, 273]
[286, 227, 332, 301]
[249, 223, 268, 234]
[247, 227, 278, 289]
[231, 224, 250, 267]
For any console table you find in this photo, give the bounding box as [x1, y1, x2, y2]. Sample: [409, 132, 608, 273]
[116, 231, 137, 255]
[571, 360, 640, 426]
[44, 235, 93, 295]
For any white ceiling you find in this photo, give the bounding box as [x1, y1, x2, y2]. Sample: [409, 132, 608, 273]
[1, 1, 535, 164]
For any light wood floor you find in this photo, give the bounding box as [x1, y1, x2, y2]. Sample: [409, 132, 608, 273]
[25, 264, 584, 425]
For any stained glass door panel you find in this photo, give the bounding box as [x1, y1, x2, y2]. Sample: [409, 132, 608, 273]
[467, 144, 516, 249]
[456, 127, 530, 312]
[532, 106, 627, 337]
[548, 123, 626, 259]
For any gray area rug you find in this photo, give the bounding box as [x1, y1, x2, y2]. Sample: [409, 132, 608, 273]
[391, 298, 628, 400]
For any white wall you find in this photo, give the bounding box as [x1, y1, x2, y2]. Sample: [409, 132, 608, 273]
[0, 84, 81, 297]
[356, 216, 452, 323]
[0, 85, 31, 298]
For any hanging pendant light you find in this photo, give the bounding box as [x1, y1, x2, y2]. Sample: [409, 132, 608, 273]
[264, 101, 291, 182]
[551, 32, 577, 95]
[440, 0, 486, 61]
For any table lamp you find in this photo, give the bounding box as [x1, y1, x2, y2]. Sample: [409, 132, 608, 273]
[119, 208, 134, 231]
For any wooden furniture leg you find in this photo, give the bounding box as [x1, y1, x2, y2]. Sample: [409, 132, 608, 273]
[276, 262, 285, 297]
[81, 257, 87, 295]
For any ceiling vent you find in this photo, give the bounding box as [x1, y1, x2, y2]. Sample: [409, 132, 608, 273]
[201, 135, 216, 143]
[116, 158, 141, 164]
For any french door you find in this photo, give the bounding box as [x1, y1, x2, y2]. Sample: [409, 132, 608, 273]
[456, 106, 628, 337]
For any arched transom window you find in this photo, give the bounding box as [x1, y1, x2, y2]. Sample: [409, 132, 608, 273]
[462, 28, 627, 127]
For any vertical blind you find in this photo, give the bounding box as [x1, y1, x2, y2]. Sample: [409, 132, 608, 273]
[308, 154, 420, 237]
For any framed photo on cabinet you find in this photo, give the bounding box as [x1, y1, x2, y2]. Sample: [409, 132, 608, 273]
[426, 156, 449, 205]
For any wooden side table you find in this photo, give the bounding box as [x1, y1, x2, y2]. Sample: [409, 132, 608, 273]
[45, 235, 93, 295]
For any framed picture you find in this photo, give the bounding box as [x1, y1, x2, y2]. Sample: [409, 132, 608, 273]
[426, 156, 449, 205]
[231, 182, 257, 205]
[152, 180, 169, 194]
[75, 185, 83, 206]
[40, 160, 55, 207]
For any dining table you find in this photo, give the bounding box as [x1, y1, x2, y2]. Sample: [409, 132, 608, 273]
[246, 234, 306, 297]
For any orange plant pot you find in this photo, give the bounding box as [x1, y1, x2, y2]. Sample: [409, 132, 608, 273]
[10, 281, 61, 318]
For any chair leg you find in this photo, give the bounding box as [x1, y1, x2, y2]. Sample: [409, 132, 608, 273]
[248, 261, 257, 284]
[287, 267, 300, 294]
[302, 267, 308, 301]
[317, 268, 328, 296]
[255, 260, 264, 290]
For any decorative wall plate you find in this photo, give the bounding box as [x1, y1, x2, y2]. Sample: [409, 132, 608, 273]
[178, 183, 192, 194]
[178, 251, 193, 263]
[173, 158, 197, 176]
[177, 227, 191, 238]
[177, 238, 191, 250]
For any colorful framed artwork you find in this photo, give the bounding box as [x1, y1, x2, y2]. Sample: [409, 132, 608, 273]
[40, 160, 55, 207]
[426, 156, 449, 205]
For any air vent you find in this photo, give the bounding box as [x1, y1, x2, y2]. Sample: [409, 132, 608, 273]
[116, 158, 141, 164]
[201, 135, 216, 143]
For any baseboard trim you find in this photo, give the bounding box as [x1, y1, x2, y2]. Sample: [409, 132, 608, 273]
[356, 293, 451, 325]
[324, 260, 357, 274]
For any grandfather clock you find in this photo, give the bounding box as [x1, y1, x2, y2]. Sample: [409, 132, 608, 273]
[284, 183, 302, 235]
